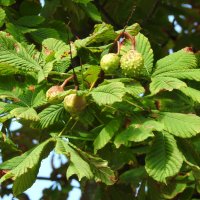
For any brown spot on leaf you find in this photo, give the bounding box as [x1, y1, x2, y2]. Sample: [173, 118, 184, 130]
[0, 169, 9, 178]
[28, 85, 35, 92]
[125, 118, 131, 128]
[43, 46, 53, 56]
[183, 47, 194, 53]
[109, 175, 117, 183]
[14, 43, 20, 52]
[135, 124, 141, 128]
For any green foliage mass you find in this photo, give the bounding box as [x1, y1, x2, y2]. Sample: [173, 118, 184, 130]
[0, 0, 200, 200]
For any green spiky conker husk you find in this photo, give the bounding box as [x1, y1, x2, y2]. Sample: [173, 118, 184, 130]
[100, 53, 120, 73]
[46, 86, 64, 104]
[120, 50, 144, 77]
[64, 94, 87, 114]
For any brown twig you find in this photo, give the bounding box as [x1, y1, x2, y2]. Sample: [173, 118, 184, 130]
[60, 75, 74, 88]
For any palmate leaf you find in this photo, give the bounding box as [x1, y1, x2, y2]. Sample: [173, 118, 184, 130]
[71, 143, 116, 185]
[16, 86, 47, 108]
[91, 82, 126, 105]
[30, 28, 60, 43]
[156, 69, 200, 82]
[116, 23, 141, 36]
[0, 113, 13, 123]
[73, 0, 92, 4]
[42, 38, 77, 60]
[0, 0, 15, 6]
[0, 131, 20, 155]
[114, 120, 163, 148]
[94, 118, 121, 153]
[38, 61, 54, 83]
[10, 107, 39, 121]
[120, 167, 146, 184]
[16, 16, 45, 27]
[135, 33, 154, 77]
[161, 182, 187, 199]
[55, 138, 93, 180]
[6, 23, 27, 43]
[0, 8, 6, 27]
[74, 23, 117, 48]
[0, 32, 42, 74]
[82, 2, 102, 22]
[37, 104, 66, 129]
[180, 87, 200, 103]
[0, 85, 46, 121]
[0, 63, 21, 75]
[152, 49, 197, 77]
[83, 65, 101, 85]
[150, 76, 187, 95]
[0, 138, 55, 196]
[145, 131, 183, 183]
[125, 81, 145, 98]
[0, 102, 19, 114]
[56, 139, 115, 185]
[158, 112, 200, 138]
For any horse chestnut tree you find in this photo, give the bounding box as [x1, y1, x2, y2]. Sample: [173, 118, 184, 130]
[0, 4, 200, 200]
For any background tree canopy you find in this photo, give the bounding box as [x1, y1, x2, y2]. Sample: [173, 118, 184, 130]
[0, 0, 200, 200]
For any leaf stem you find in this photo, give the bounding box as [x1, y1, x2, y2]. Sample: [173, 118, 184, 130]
[89, 81, 96, 92]
[125, 99, 145, 111]
[58, 117, 73, 136]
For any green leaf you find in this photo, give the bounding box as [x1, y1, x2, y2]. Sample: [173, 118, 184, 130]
[0, 149, 29, 170]
[73, 0, 91, 4]
[90, 156, 116, 185]
[6, 23, 27, 43]
[161, 182, 187, 199]
[0, 102, 18, 114]
[120, 167, 146, 184]
[0, 8, 6, 27]
[69, 142, 116, 185]
[114, 120, 163, 148]
[0, 63, 20, 75]
[10, 107, 39, 121]
[152, 49, 197, 77]
[94, 118, 121, 153]
[38, 61, 54, 82]
[37, 104, 65, 129]
[42, 38, 77, 61]
[99, 146, 136, 170]
[180, 87, 200, 103]
[91, 82, 126, 105]
[150, 76, 187, 95]
[74, 23, 117, 48]
[135, 33, 154, 77]
[116, 23, 141, 36]
[0, 138, 54, 196]
[145, 131, 183, 183]
[0, 131, 21, 156]
[16, 16, 45, 27]
[31, 88, 47, 108]
[0, 0, 15, 6]
[82, 3, 102, 22]
[158, 112, 200, 138]
[82, 65, 101, 85]
[55, 138, 93, 180]
[30, 28, 60, 43]
[125, 82, 145, 98]
[0, 32, 42, 74]
[156, 69, 200, 82]
[19, 1, 41, 16]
